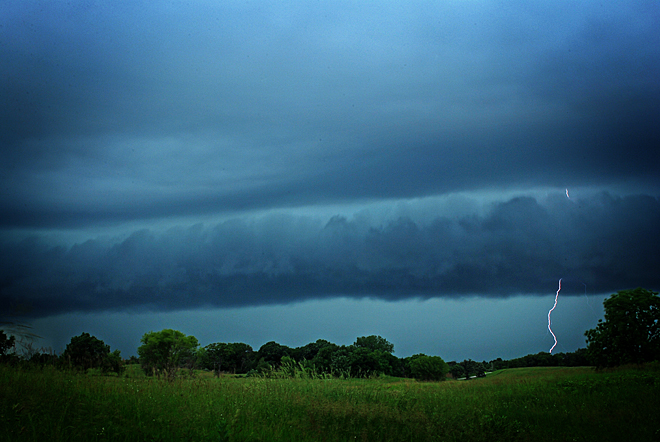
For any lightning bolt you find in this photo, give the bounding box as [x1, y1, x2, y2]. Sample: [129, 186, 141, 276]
[548, 278, 561, 353]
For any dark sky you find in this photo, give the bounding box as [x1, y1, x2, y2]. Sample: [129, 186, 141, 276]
[1, 1, 659, 360]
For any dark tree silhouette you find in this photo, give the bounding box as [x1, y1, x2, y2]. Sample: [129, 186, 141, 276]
[585, 287, 660, 367]
[62, 332, 123, 373]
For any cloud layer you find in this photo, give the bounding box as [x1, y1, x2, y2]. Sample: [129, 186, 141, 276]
[2, 1, 659, 229]
[3, 192, 658, 318]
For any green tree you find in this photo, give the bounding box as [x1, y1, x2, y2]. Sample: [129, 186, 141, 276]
[103, 349, 124, 374]
[489, 357, 508, 370]
[138, 329, 199, 379]
[257, 341, 290, 366]
[0, 330, 17, 364]
[62, 332, 123, 373]
[562, 348, 590, 366]
[0, 330, 15, 356]
[311, 343, 340, 373]
[296, 339, 333, 362]
[409, 354, 449, 381]
[348, 347, 391, 377]
[225, 342, 254, 373]
[585, 287, 660, 367]
[459, 359, 485, 380]
[202, 342, 228, 375]
[382, 351, 406, 377]
[28, 351, 58, 366]
[203, 342, 254, 375]
[449, 363, 465, 379]
[329, 345, 353, 376]
[354, 335, 394, 354]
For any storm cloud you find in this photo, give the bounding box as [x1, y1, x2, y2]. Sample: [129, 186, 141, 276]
[3, 192, 658, 318]
[2, 1, 659, 229]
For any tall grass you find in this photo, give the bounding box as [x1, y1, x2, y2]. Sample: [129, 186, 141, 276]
[1, 364, 658, 441]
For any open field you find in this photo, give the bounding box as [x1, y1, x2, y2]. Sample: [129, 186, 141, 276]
[1, 364, 659, 442]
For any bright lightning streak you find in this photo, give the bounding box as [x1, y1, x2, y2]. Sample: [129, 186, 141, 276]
[548, 278, 561, 353]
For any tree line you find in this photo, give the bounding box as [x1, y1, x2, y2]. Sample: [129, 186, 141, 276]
[0, 327, 592, 381]
[2, 287, 658, 380]
[0, 330, 451, 381]
[137, 331, 455, 381]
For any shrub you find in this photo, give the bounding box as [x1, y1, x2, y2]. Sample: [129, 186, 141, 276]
[409, 354, 449, 381]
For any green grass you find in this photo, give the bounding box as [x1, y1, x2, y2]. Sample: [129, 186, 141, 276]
[1, 364, 659, 441]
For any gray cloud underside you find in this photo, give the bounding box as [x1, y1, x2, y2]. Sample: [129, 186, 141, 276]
[2, 1, 659, 228]
[2, 192, 658, 318]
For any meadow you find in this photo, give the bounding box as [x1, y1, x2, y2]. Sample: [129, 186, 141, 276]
[1, 363, 659, 442]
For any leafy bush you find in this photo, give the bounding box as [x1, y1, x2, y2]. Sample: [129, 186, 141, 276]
[409, 354, 449, 381]
[138, 329, 199, 380]
[62, 332, 123, 374]
[585, 287, 660, 367]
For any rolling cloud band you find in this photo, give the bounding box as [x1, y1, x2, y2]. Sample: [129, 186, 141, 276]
[2, 192, 658, 318]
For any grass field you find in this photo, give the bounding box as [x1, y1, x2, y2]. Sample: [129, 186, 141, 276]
[1, 363, 659, 442]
